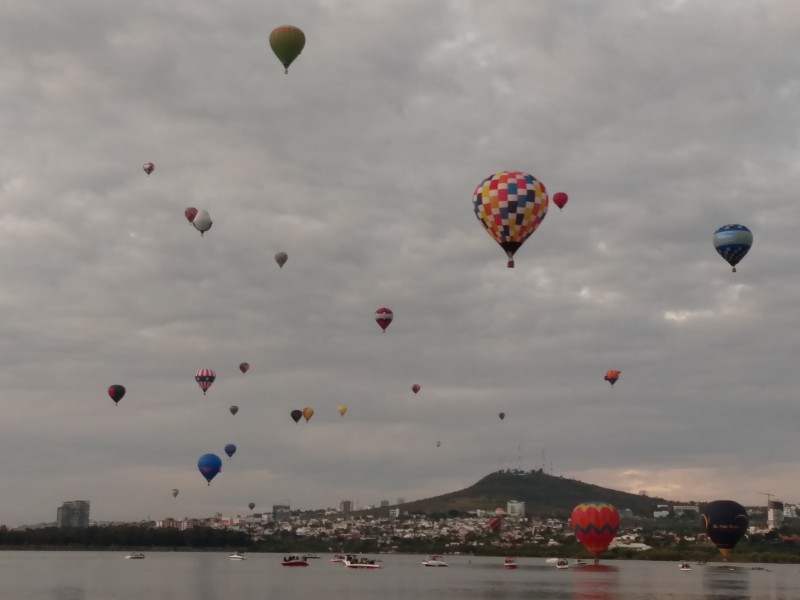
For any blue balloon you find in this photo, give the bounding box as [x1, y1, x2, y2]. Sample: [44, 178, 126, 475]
[224, 443, 237, 459]
[713, 224, 752, 272]
[197, 453, 222, 485]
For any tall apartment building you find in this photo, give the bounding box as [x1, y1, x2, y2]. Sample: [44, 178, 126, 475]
[767, 500, 784, 530]
[57, 500, 90, 528]
[272, 504, 291, 523]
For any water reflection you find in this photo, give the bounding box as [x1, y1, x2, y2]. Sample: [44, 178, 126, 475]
[50, 586, 85, 600]
[572, 565, 619, 600]
[702, 565, 750, 600]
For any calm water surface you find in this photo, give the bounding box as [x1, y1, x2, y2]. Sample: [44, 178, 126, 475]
[1, 552, 798, 600]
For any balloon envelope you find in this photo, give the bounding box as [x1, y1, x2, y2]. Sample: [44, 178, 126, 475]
[275, 252, 288, 268]
[604, 369, 621, 386]
[171, 488, 179, 498]
[248, 502, 255, 511]
[412, 384, 420, 394]
[375, 307, 393, 332]
[269, 25, 306, 73]
[337, 404, 347, 417]
[108, 384, 126, 405]
[184, 207, 198, 224]
[224, 443, 237, 458]
[291, 409, 302, 423]
[197, 453, 222, 485]
[499, 412, 505, 420]
[552, 191, 568, 211]
[143, 162, 155, 175]
[487, 516, 502, 532]
[192, 209, 213, 235]
[302, 407, 314, 422]
[473, 171, 549, 268]
[229, 405, 239, 415]
[713, 224, 753, 272]
[239, 362, 250, 374]
[195, 369, 216, 395]
[701, 500, 748, 558]
[571, 502, 620, 558]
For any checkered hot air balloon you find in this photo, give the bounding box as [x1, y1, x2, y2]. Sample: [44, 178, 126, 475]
[195, 368, 216, 395]
[143, 162, 155, 176]
[473, 171, 549, 268]
[571, 502, 620, 560]
[713, 224, 752, 273]
[375, 307, 393, 332]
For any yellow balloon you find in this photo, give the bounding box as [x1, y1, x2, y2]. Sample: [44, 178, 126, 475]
[302, 407, 314, 422]
[337, 404, 347, 417]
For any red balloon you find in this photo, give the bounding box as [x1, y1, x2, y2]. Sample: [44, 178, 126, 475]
[498, 412, 505, 420]
[375, 307, 393, 332]
[604, 369, 621, 386]
[570, 503, 620, 558]
[552, 192, 568, 211]
[412, 384, 420, 394]
[239, 362, 250, 374]
[143, 162, 155, 176]
[185, 207, 198, 224]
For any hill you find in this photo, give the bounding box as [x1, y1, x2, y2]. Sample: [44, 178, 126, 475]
[388, 470, 674, 518]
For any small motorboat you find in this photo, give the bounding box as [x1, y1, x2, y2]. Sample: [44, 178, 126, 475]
[330, 554, 346, 563]
[679, 562, 692, 571]
[556, 558, 569, 569]
[282, 555, 309, 566]
[344, 555, 382, 569]
[124, 552, 145, 559]
[229, 552, 247, 560]
[575, 559, 587, 566]
[421, 554, 448, 567]
[504, 556, 518, 569]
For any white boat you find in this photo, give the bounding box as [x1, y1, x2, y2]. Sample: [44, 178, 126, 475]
[556, 559, 569, 569]
[679, 562, 692, 571]
[229, 552, 247, 560]
[124, 552, 145, 559]
[344, 555, 382, 569]
[421, 554, 448, 567]
[330, 554, 346, 563]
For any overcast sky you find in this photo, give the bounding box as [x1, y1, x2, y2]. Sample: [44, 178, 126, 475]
[2, 0, 799, 527]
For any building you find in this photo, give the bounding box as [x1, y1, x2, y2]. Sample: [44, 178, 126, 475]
[506, 500, 526, 518]
[57, 500, 90, 528]
[339, 500, 355, 514]
[380, 500, 390, 508]
[396, 497, 405, 505]
[768, 500, 784, 530]
[389, 508, 401, 518]
[674, 505, 700, 516]
[272, 504, 291, 523]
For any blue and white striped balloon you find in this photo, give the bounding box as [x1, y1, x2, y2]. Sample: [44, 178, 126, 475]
[713, 224, 752, 272]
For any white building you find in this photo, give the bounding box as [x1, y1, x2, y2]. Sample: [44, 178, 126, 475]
[506, 500, 526, 518]
[767, 500, 784, 530]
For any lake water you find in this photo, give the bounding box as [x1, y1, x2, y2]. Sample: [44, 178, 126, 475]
[1, 552, 798, 600]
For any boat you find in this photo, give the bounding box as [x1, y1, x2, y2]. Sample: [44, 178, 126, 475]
[330, 554, 346, 563]
[575, 559, 587, 566]
[344, 555, 382, 569]
[421, 554, 448, 567]
[556, 558, 569, 569]
[282, 555, 309, 566]
[228, 552, 247, 560]
[503, 556, 518, 569]
[679, 562, 692, 571]
[124, 552, 145, 559]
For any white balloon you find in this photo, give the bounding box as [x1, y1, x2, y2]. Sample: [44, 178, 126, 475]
[192, 210, 213, 236]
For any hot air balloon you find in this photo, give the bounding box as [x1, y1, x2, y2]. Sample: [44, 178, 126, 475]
[239, 362, 250, 374]
[229, 405, 239, 415]
[701, 500, 748, 559]
[552, 192, 568, 211]
[412, 384, 420, 394]
[269, 25, 305, 74]
[248, 502, 255, 511]
[184, 207, 198, 224]
[571, 502, 620, 561]
[195, 369, 216, 395]
[498, 412, 505, 420]
[713, 224, 753, 273]
[375, 307, 393, 332]
[197, 453, 222, 485]
[473, 171, 549, 268]
[143, 162, 155, 176]
[302, 407, 314, 422]
[224, 443, 237, 459]
[337, 404, 347, 417]
[192, 209, 213, 236]
[171, 488, 179, 498]
[291, 409, 302, 424]
[436, 441, 441, 448]
[107, 384, 126, 406]
[275, 252, 288, 269]
[604, 370, 621, 387]
[487, 516, 502, 532]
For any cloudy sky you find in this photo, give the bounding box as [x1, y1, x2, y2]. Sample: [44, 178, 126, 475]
[2, 0, 799, 527]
